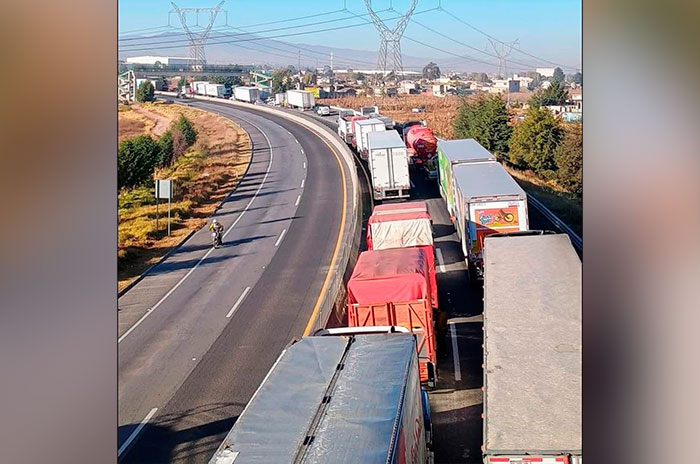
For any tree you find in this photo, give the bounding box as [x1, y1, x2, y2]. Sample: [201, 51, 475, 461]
[177, 77, 187, 91]
[572, 71, 583, 85]
[552, 67, 565, 83]
[211, 75, 242, 88]
[509, 106, 564, 174]
[555, 123, 582, 196]
[453, 94, 512, 159]
[118, 135, 162, 189]
[135, 80, 155, 102]
[302, 71, 317, 86]
[158, 131, 174, 167]
[173, 114, 196, 146]
[422, 61, 441, 80]
[352, 71, 366, 82]
[530, 79, 569, 107]
[271, 67, 294, 94]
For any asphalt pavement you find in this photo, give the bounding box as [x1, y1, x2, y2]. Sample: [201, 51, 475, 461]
[118, 102, 347, 463]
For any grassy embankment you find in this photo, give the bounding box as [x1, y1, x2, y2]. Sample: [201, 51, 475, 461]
[318, 94, 581, 235]
[118, 103, 251, 292]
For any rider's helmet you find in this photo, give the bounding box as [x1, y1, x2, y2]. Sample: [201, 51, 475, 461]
[212, 219, 218, 224]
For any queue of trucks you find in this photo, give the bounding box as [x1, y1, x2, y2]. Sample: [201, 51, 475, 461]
[204, 102, 580, 463]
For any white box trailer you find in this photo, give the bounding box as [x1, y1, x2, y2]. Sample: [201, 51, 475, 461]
[286, 89, 315, 109]
[274, 92, 285, 105]
[354, 118, 386, 159]
[367, 131, 410, 201]
[193, 81, 209, 95]
[233, 86, 260, 103]
[209, 334, 433, 464]
[205, 83, 226, 98]
[452, 161, 528, 284]
[483, 233, 581, 464]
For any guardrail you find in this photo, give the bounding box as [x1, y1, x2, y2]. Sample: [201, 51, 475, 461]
[528, 195, 583, 254]
[156, 92, 362, 332]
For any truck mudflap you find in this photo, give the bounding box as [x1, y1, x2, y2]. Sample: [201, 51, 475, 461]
[485, 456, 579, 463]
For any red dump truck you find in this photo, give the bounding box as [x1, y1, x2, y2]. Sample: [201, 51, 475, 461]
[366, 201, 438, 309]
[347, 247, 437, 386]
[208, 333, 434, 464]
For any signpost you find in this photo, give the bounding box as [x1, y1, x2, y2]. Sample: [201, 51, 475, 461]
[155, 179, 174, 236]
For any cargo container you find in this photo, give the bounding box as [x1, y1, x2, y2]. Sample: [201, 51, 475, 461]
[482, 232, 581, 464]
[192, 81, 209, 95]
[286, 89, 315, 109]
[374, 114, 395, 129]
[452, 161, 528, 284]
[233, 86, 260, 103]
[437, 139, 497, 215]
[208, 334, 433, 464]
[367, 201, 437, 309]
[366, 131, 410, 201]
[205, 83, 226, 98]
[360, 105, 379, 117]
[354, 118, 387, 159]
[347, 248, 437, 386]
[274, 92, 285, 105]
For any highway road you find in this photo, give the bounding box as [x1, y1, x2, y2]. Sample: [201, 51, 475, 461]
[118, 102, 349, 463]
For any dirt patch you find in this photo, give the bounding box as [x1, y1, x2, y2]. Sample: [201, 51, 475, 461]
[118, 103, 251, 292]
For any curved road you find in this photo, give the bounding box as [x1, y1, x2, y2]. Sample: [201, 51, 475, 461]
[118, 102, 347, 463]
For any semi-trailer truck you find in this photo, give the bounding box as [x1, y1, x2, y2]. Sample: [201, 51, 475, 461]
[366, 131, 411, 201]
[366, 201, 437, 309]
[452, 161, 528, 285]
[482, 232, 581, 464]
[347, 247, 437, 386]
[204, 83, 226, 98]
[233, 86, 260, 103]
[437, 139, 497, 215]
[208, 333, 434, 464]
[354, 118, 386, 159]
[286, 89, 315, 109]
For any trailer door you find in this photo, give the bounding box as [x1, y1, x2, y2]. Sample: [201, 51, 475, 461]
[390, 146, 410, 189]
[370, 148, 391, 189]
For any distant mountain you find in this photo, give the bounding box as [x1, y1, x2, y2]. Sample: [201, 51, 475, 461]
[119, 30, 481, 72]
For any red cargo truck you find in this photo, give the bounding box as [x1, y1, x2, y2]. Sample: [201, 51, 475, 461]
[405, 125, 437, 163]
[366, 201, 438, 309]
[347, 247, 437, 386]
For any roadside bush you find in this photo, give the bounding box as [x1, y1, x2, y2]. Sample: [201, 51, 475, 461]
[509, 106, 563, 174]
[174, 114, 197, 146]
[453, 94, 511, 160]
[118, 135, 162, 189]
[158, 131, 174, 166]
[135, 81, 155, 103]
[171, 128, 188, 162]
[555, 123, 583, 197]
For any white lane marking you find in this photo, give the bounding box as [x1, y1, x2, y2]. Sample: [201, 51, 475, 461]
[118, 407, 158, 457]
[118, 115, 275, 344]
[436, 248, 446, 273]
[295, 194, 301, 206]
[300, 179, 305, 188]
[450, 323, 462, 382]
[295, 139, 300, 144]
[226, 286, 251, 318]
[303, 161, 306, 168]
[274, 228, 287, 247]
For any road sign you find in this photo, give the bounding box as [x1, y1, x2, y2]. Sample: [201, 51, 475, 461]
[155, 179, 175, 236]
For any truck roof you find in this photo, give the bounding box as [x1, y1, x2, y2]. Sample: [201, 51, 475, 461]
[483, 234, 582, 454]
[438, 138, 496, 163]
[348, 248, 430, 305]
[355, 118, 385, 127]
[208, 334, 417, 464]
[367, 130, 404, 150]
[453, 161, 526, 201]
[235, 86, 259, 90]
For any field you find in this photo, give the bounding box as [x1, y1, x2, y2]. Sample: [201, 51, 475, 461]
[118, 103, 251, 291]
[318, 95, 462, 138]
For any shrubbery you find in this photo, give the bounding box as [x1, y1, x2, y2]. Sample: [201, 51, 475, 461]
[453, 94, 512, 160]
[555, 123, 582, 196]
[509, 106, 564, 176]
[135, 81, 155, 103]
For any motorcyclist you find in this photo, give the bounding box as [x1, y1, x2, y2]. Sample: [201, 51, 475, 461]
[209, 219, 224, 247]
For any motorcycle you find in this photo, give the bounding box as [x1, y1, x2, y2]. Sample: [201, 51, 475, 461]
[212, 229, 223, 248]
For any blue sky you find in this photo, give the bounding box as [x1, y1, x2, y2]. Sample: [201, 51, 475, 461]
[119, 0, 581, 70]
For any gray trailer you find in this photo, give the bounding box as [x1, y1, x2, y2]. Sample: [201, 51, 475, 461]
[482, 232, 582, 464]
[209, 334, 433, 464]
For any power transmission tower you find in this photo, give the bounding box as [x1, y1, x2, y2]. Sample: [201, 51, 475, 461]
[170, 1, 225, 68]
[488, 37, 518, 105]
[118, 70, 136, 104]
[364, 0, 418, 81]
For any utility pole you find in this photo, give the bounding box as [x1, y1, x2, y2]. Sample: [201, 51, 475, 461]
[170, 1, 225, 68]
[364, 0, 418, 81]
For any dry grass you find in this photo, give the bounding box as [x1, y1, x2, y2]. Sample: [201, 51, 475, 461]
[504, 165, 582, 237]
[118, 103, 251, 291]
[318, 95, 462, 138]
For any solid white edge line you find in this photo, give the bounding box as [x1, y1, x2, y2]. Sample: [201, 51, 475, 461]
[226, 286, 251, 318]
[450, 323, 462, 382]
[274, 228, 287, 247]
[295, 194, 301, 206]
[300, 179, 305, 188]
[436, 248, 446, 273]
[303, 161, 306, 168]
[118, 113, 275, 344]
[118, 407, 158, 457]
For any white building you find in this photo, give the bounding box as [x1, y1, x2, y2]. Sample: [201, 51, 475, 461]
[490, 79, 520, 94]
[512, 74, 534, 89]
[126, 56, 190, 66]
[536, 67, 555, 78]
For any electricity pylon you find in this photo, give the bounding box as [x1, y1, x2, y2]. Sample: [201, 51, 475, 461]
[488, 37, 519, 105]
[364, 0, 418, 79]
[170, 1, 225, 68]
